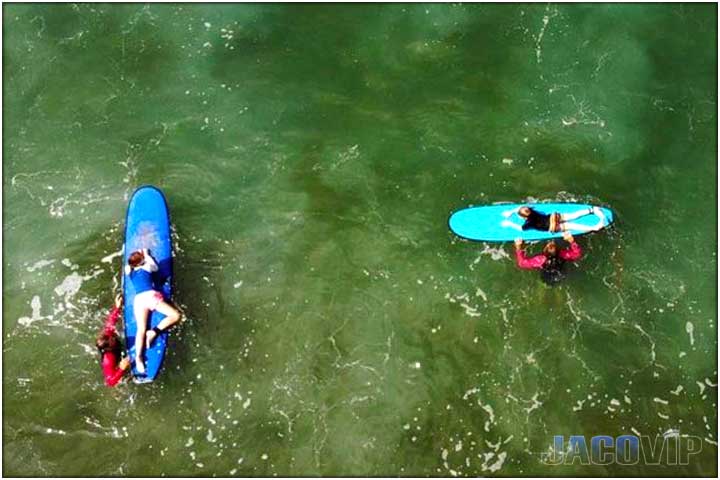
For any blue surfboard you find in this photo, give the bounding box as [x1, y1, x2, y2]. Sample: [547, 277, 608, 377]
[123, 185, 173, 383]
[449, 203, 614, 242]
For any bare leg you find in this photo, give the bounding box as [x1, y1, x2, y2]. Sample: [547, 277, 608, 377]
[501, 219, 523, 231]
[133, 303, 149, 374]
[562, 208, 605, 232]
[145, 301, 182, 348]
[560, 207, 593, 222]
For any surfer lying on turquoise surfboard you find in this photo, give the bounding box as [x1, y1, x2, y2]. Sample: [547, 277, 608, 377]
[502, 205, 605, 233]
[125, 248, 182, 374]
[514, 232, 582, 285]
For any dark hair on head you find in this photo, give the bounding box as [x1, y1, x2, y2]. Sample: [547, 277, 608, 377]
[96, 331, 119, 354]
[519, 206, 531, 218]
[128, 251, 145, 268]
[543, 241, 558, 257]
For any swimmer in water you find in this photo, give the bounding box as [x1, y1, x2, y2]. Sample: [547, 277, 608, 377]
[514, 232, 582, 285]
[96, 294, 131, 387]
[125, 248, 181, 375]
[502, 205, 605, 233]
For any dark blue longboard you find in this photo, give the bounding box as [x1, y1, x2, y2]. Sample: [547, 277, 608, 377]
[449, 203, 614, 243]
[123, 186, 173, 383]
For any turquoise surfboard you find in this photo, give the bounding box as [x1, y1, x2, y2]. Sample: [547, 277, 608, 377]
[123, 185, 173, 383]
[449, 203, 614, 242]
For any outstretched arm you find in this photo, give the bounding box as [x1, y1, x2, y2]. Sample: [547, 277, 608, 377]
[515, 250, 547, 270]
[502, 207, 520, 218]
[514, 239, 546, 270]
[501, 219, 523, 231]
[559, 242, 582, 261]
[141, 249, 159, 273]
[103, 295, 122, 334]
[559, 232, 582, 261]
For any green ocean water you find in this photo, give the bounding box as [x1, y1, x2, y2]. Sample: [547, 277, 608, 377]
[2, 3, 717, 476]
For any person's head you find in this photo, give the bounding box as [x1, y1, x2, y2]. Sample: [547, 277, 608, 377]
[518, 206, 532, 218]
[543, 241, 558, 257]
[128, 250, 145, 268]
[96, 331, 120, 354]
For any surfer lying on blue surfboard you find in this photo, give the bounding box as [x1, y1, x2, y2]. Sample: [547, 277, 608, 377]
[125, 248, 182, 374]
[501, 205, 605, 233]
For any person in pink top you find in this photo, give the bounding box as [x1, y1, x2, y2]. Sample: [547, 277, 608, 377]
[514, 231, 582, 285]
[95, 294, 131, 387]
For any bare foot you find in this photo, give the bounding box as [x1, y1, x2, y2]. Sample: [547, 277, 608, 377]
[145, 329, 158, 349]
[136, 357, 146, 375]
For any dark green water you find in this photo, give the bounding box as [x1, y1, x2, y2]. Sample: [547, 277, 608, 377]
[3, 3, 717, 476]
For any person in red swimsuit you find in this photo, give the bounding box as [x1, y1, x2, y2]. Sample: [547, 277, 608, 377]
[514, 232, 583, 285]
[95, 294, 131, 386]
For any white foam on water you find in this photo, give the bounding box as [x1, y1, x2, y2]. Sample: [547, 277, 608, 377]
[633, 324, 657, 362]
[482, 451, 507, 473]
[460, 303, 481, 317]
[463, 387, 480, 400]
[27, 259, 55, 272]
[685, 321, 695, 346]
[101, 249, 123, 264]
[479, 244, 510, 261]
[535, 15, 550, 64]
[481, 403, 495, 432]
[524, 393, 542, 415]
[18, 295, 44, 327]
[54, 272, 84, 298]
[61, 258, 77, 269]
